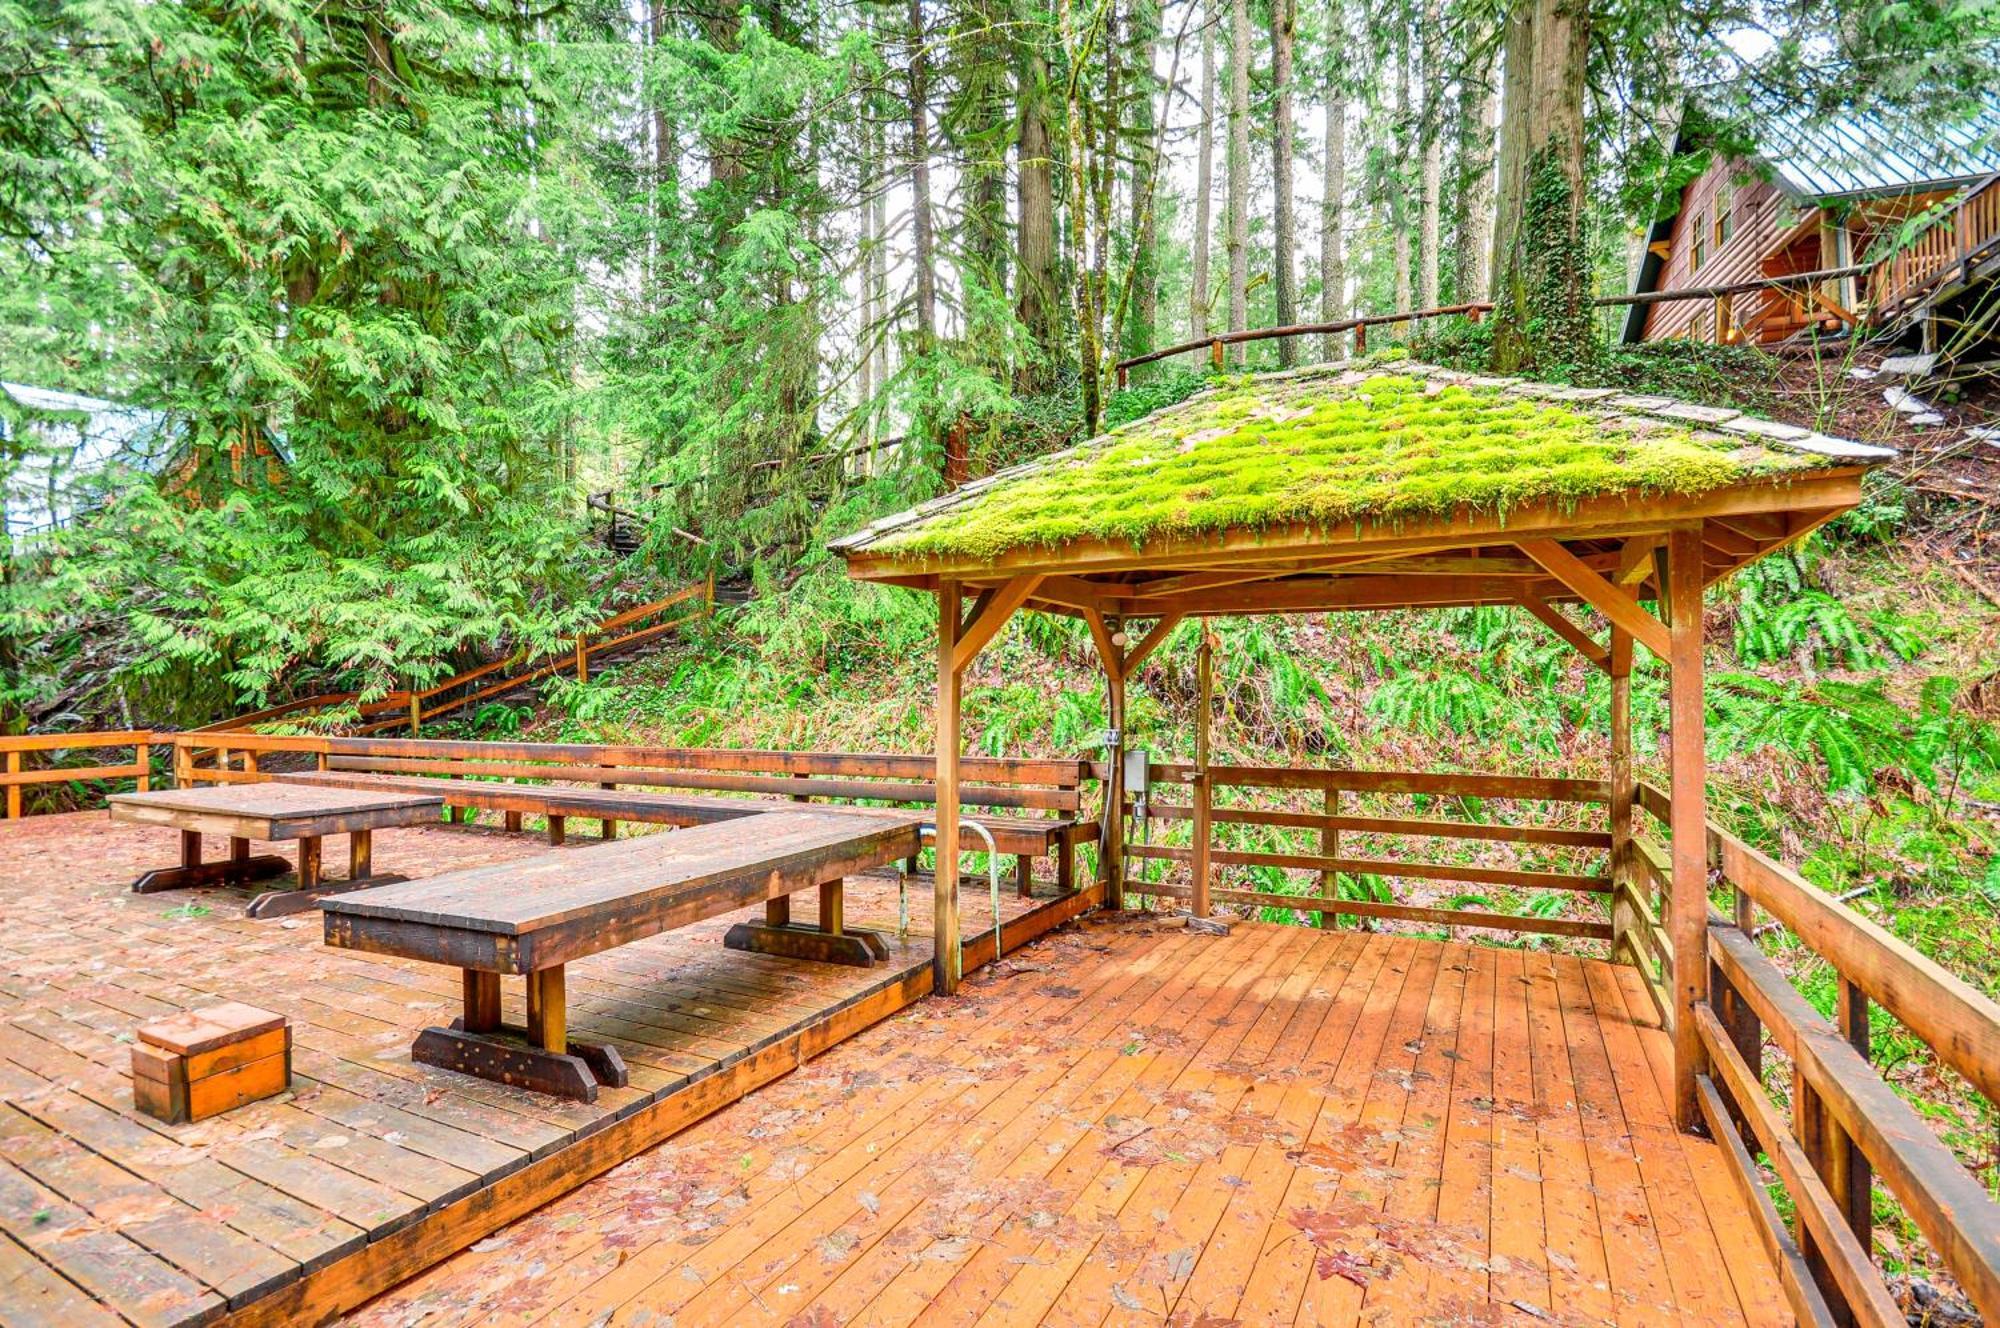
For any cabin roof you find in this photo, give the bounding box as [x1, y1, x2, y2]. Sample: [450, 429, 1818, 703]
[1754, 97, 2000, 200]
[832, 360, 1892, 615]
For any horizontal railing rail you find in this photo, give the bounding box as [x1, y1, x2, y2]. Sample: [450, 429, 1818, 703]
[1636, 779, 2000, 1326]
[0, 730, 157, 818]
[195, 582, 713, 737]
[1127, 762, 1614, 942]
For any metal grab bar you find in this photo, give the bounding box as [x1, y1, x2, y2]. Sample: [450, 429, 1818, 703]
[912, 820, 1002, 962]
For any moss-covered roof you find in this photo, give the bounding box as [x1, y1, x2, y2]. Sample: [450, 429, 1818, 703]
[832, 360, 1893, 567]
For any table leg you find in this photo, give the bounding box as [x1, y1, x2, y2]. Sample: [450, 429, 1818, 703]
[241, 831, 407, 919]
[133, 833, 287, 895]
[350, 829, 372, 881]
[526, 967, 566, 1055]
[414, 963, 624, 1101]
[298, 837, 322, 891]
[725, 878, 886, 967]
[464, 970, 501, 1033]
[548, 815, 566, 846]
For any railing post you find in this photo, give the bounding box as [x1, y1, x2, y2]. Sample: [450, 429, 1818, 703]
[1607, 627, 1634, 962]
[574, 639, 588, 685]
[1208, 339, 1224, 371]
[135, 741, 151, 793]
[1319, 787, 1339, 929]
[409, 692, 421, 736]
[1353, 323, 1367, 355]
[4, 750, 18, 819]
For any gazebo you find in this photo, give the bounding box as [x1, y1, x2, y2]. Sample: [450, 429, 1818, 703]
[833, 359, 1894, 1130]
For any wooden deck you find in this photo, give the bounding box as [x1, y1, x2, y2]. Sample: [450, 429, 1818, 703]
[0, 812, 1086, 1327]
[349, 918, 1792, 1327]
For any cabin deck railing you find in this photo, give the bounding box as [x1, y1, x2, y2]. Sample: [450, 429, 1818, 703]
[1867, 172, 2000, 317]
[0, 730, 156, 819]
[1125, 762, 1615, 943]
[1634, 779, 2000, 1327]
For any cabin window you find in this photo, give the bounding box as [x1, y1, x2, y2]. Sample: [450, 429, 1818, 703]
[1715, 183, 1735, 247]
[1692, 212, 1708, 269]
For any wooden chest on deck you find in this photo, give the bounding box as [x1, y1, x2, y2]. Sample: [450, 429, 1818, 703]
[131, 1002, 290, 1124]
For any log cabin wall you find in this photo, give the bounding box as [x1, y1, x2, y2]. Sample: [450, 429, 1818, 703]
[1641, 155, 1796, 341]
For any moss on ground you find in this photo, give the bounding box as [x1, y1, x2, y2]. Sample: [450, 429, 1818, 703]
[872, 364, 1838, 560]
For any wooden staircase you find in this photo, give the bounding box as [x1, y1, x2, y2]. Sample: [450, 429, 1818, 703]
[199, 581, 714, 737]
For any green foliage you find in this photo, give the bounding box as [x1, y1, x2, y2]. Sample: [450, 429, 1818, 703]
[1709, 674, 2000, 795]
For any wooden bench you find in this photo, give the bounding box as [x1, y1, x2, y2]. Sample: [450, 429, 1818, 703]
[321, 809, 926, 1100]
[293, 739, 1099, 893]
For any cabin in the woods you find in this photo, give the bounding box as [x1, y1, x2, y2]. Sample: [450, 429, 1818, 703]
[1626, 99, 2000, 346]
[1, 382, 287, 542]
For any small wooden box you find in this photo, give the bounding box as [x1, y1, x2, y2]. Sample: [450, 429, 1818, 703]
[132, 1002, 290, 1124]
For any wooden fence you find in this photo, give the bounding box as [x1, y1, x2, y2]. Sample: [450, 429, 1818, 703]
[195, 582, 712, 737]
[1124, 763, 1614, 943]
[1627, 780, 2000, 1327]
[1869, 172, 2000, 317]
[0, 730, 155, 819]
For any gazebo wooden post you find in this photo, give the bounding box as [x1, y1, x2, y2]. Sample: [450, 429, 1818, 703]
[1102, 617, 1127, 910]
[934, 581, 963, 994]
[1666, 527, 1710, 1129]
[1191, 628, 1214, 918]
[1607, 626, 1635, 963]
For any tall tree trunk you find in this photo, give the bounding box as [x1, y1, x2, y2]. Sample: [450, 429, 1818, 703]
[908, 0, 938, 351]
[1015, 48, 1057, 391]
[857, 64, 876, 439]
[869, 98, 891, 412]
[1320, 86, 1346, 359]
[1392, 36, 1412, 318]
[1190, 0, 1215, 342]
[1226, 0, 1250, 361]
[1418, 0, 1442, 308]
[1489, 0, 1591, 371]
[1061, 0, 1104, 432]
[1122, 0, 1161, 362]
[1271, 0, 1297, 365]
[1453, 34, 1498, 302]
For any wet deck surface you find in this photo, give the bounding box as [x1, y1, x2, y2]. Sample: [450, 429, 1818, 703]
[350, 917, 1790, 1327]
[0, 811, 1064, 1327]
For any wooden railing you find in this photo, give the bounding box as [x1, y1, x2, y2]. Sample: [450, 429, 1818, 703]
[1124, 763, 1614, 943]
[1633, 780, 2000, 1326]
[0, 730, 156, 818]
[196, 581, 713, 737]
[1869, 173, 2000, 316]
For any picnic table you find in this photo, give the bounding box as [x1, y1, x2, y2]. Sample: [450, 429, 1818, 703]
[320, 808, 924, 1100]
[108, 784, 445, 919]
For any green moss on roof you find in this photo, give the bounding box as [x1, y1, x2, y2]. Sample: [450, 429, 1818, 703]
[852, 364, 1860, 562]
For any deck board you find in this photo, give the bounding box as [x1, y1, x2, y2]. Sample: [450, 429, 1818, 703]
[0, 811, 1073, 1326]
[348, 918, 1793, 1328]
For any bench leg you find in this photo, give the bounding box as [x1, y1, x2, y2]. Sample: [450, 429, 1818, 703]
[298, 836, 322, 891]
[1057, 839, 1075, 894]
[726, 880, 888, 967]
[1016, 855, 1032, 899]
[504, 811, 522, 833]
[548, 815, 566, 846]
[182, 830, 203, 869]
[133, 839, 288, 895]
[350, 830, 372, 880]
[413, 964, 626, 1102]
[601, 819, 617, 841]
[231, 837, 250, 866]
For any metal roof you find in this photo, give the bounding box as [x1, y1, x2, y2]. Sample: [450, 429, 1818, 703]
[1754, 97, 2000, 199]
[2, 382, 179, 540]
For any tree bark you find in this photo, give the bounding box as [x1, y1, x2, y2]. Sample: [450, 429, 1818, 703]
[1453, 32, 1498, 302]
[1320, 91, 1346, 359]
[1489, 0, 1592, 371]
[1225, 0, 1250, 360]
[1418, 0, 1442, 309]
[1015, 48, 1057, 391]
[908, 0, 938, 351]
[1392, 35, 1412, 318]
[1190, 0, 1215, 342]
[1271, 0, 1297, 365]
